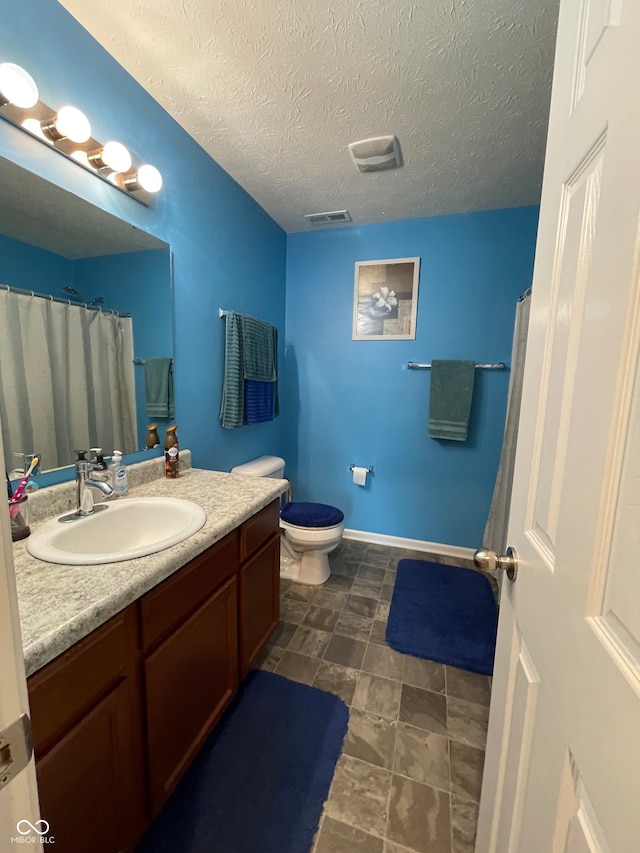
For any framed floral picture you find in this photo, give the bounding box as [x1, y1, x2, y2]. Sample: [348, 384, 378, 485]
[352, 257, 420, 340]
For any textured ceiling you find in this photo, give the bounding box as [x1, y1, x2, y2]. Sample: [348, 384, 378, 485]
[58, 0, 558, 233]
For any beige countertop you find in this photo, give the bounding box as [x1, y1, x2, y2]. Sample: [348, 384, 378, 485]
[13, 464, 286, 677]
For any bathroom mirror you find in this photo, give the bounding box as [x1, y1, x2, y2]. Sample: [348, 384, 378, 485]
[0, 155, 173, 476]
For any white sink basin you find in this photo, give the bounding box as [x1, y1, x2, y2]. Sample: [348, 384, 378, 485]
[27, 497, 207, 565]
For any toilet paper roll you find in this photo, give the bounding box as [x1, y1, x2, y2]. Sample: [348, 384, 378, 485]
[352, 466, 368, 486]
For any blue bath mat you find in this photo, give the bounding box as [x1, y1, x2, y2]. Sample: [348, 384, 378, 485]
[386, 559, 498, 675]
[136, 670, 348, 853]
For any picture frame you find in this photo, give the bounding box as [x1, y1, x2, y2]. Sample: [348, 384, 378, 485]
[352, 257, 420, 340]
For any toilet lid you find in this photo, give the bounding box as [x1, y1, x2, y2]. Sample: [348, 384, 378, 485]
[280, 501, 344, 528]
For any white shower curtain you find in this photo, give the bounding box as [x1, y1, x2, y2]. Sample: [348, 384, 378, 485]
[483, 290, 532, 555]
[0, 289, 137, 472]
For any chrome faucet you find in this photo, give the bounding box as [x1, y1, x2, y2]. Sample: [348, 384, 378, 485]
[59, 451, 115, 523]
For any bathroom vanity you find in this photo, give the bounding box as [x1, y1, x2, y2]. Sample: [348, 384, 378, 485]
[12, 460, 285, 853]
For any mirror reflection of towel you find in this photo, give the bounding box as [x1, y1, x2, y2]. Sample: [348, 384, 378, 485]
[144, 358, 175, 418]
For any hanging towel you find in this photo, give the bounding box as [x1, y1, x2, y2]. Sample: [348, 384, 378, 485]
[428, 360, 476, 441]
[219, 311, 279, 428]
[245, 379, 276, 424]
[144, 358, 175, 418]
[220, 311, 245, 429]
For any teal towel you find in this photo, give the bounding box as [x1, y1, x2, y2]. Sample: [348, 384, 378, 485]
[144, 358, 174, 418]
[428, 360, 476, 441]
[220, 311, 244, 429]
[219, 311, 279, 429]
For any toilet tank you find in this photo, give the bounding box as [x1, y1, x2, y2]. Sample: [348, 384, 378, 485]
[231, 456, 286, 479]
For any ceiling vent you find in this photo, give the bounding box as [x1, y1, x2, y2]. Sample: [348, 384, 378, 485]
[348, 135, 402, 172]
[304, 209, 352, 226]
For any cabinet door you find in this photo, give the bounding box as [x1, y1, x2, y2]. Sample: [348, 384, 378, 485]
[145, 575, 238, 814]
[35, 677, 145, 853]
[239, 533, 280, 677]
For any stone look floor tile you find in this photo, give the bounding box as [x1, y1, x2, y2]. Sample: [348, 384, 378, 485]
[369, 620, 389, 646]
[450, 741, 485, 803]
[303, 605, 341, 632]
[344, 594, 379, 619]
[383, 842, 420, 853]
[451, 796, 480, 853]
[334, 612, 374, 642]
[353, 673, 402, 720]
[313, 661, 359, 705]
[446, 666, 492, 707]
[289, 625, 332, 658]
[358, 565, 387, 582]
[393, 724, 450, 791]
[351, 578, 385, 600]
[447, 697, 489, 749]
[325, 574, 355, 592]
[331, 561, 360, 578]
[387, 774, 451, 853]
[314, 589, 349, 610]
[403, 657, 446, 694]
[324, 634, 368, 669]
[326, 754, 391, 838]
[362, 644, 405, 681]
[285, 583, 318, 603]
[275, 650, 320, 685]
[315, 817, 384, 853]
[376, 601, 391, 621]
[343, 709, 397, 769]
[257, 645, 284, 672]
[280, 599, 310, 624]
[380, 583, 395, 602]
[399, 685, 448, 735]
[270, 620, 299, 649]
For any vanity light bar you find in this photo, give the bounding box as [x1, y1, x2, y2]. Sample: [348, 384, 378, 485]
[0, 61, 162, 206]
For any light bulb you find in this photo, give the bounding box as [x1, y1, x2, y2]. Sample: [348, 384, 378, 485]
[41, 105, 91, 143]
[137, 164, 162, 193]
[70, 150, 89, 166]
[88, 140, 131, 173]
[0, 63, 39, 109]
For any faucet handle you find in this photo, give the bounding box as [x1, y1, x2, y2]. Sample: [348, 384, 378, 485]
[73, 450, 88, 461]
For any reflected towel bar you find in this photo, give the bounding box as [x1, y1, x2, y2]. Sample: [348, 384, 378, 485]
[407, 362, 507, 370]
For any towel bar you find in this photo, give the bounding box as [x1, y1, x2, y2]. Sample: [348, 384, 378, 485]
[407, 362, 506, 370]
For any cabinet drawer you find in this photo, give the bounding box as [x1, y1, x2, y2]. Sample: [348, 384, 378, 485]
[240, 499, 280, 561]
[28, 606, 136, 756]
[140, 530, 239, 651]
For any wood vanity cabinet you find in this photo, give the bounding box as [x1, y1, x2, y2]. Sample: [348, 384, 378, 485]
[26, 499, 280, 852]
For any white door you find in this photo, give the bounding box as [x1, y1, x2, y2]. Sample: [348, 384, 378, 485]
[476, 0, 640, 850]
[0, 421, 42, 850]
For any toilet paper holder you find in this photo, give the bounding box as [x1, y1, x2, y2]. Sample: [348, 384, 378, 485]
[349, 465, 374, 474]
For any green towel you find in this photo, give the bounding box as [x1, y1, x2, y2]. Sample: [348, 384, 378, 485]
[220, 311, 244, 429]
[428, 360, 476, 441]
[144, 358, 174, 418]
[219, 311, 279, 429]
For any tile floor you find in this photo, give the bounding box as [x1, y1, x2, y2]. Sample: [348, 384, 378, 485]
[257, 539, 491, 853]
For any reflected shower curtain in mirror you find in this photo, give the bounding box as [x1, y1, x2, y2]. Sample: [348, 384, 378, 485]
[0, 289, 137, 472]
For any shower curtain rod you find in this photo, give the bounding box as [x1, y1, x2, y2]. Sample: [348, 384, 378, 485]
[518, 287, 532, 302]
[0, 283, 130, 317]
[407, 362, 507, 370]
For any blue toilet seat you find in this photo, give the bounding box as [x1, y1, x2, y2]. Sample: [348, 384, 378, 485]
[280, 501, 344, 529]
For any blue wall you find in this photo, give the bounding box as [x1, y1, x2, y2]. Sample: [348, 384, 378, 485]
[0, 0, 287, 481]
[285, 208, 539, 548]
[0, 233, 74, 290]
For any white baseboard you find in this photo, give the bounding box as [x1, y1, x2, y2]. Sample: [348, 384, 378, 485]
[342, 528, 476, 561]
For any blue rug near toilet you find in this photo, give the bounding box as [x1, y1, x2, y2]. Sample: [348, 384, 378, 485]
[136, 670, 348, 853]
[386, 559, 498, 675]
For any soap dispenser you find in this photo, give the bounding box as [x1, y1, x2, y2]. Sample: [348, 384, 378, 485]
[110, 451, 129, 495]
[90, 448, 112, 487]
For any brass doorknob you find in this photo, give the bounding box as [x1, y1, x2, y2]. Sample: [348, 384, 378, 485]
[474, 546, 518, 581]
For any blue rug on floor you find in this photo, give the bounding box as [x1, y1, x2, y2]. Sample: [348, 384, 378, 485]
[386, 559, 498, 675]
[136, 670, 348, 853]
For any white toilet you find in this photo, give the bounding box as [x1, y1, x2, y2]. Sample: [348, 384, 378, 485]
[230, 456, 344, 585]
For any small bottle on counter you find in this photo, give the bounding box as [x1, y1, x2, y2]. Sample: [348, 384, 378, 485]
[110, 450, 129, 495]
[164, 426, 179, 479]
